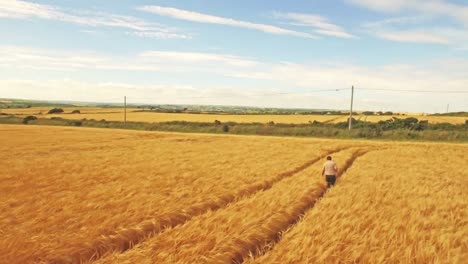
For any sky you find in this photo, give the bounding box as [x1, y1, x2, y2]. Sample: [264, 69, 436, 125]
[0, 0, 467, 113]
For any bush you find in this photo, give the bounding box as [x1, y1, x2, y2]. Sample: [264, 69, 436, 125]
[415, 120, 429, 131]
[214, 120, 221, 125]
[432, 122, 456, 130]
[51, 117, 63, 120]
[22, 115, 37, 124]
[311, 120, 322, 126]
[222, 124, 229, 132]
[71, 110, 81, 114]
[47, 108, 64, 114]
[362, 111, 375, 115]
[413, 123, 426, 131]
[68, 121, 82, 126]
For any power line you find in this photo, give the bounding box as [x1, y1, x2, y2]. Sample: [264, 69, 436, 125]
[357, 88, 468, 94]
[256, 88, 351, 96]
[173, 88, 351, 99]
[122, 87, 467, 102]
[116, 86, 467, 105]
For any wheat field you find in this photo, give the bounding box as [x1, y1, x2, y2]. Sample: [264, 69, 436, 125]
[0, 125, 466, 263]
[247, 145, 467, 263]
[2, 107, 466, 124]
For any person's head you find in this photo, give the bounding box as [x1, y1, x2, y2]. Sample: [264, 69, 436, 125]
[327, 155, 332, 160]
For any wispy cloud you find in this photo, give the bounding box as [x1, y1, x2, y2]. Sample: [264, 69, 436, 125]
[362, 16, 468, 46]
[372, 29, 450, 45]
[273, 12, 356, 39]
[0, 46, 258, 74]
[1, 45, 467, 112]
[137, 5, 317, 38]
[80, 29, 99, 35]
[126, 31, 191, 39]
[347, 0, 468, 25]
[349, 0, 468, 46]
[139, 51, 258, 67]
[0, 46, 160, 72]
[0, 0, 189, 39]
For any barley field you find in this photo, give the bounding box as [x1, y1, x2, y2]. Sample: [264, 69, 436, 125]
[2, 107, 465, 124]
[0, 125, 466, 263]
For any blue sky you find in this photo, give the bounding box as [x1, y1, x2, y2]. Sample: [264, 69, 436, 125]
[0, 0, 467, 112]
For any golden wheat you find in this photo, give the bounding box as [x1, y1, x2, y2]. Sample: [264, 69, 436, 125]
[1, 125, 466, 264]
[246, 144, 467, 263]
[0, 125, 354, 263]
[92, 148, 367, 263]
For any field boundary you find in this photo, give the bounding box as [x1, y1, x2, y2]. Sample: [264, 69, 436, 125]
[208, 148, 372, 263]
[1, 115, 467, 142]
[47, 146, 354, 263]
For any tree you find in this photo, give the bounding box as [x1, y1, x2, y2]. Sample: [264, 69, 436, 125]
[22, 116, 37, 124]
[47, 108, 64, 114]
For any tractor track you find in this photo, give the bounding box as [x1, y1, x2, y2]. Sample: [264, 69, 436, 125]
[48, 146, 355, 263]
[208, 148, 372, 264]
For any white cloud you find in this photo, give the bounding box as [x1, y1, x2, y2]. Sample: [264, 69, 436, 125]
[265, 61, 468, 92]
[137, 5, 317, 38]
[351, 0, 468, 46]
[347, 0, 468, 25]
[362, 16, 468, 46]
[0, 79, 204, 103]
[1, 45, 467, 112]
[139, 51, 258, 67]
[80, 29, 99, 35]
[346, 0, 416, 12]
[273, 12, 356, 39]
[0, 0, 189, 39]
[0, 46, 258, 74]
[0, 0, 59, 19]
[0, 46, 93, 70]
[126, 31, 191, 39]
[375, 30, 450, 44]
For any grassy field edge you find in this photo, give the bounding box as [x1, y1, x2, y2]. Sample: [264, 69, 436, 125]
[1, 115, 467, 142]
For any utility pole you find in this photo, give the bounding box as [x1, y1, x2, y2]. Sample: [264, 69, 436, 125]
[348, 85, 354, 131]
[124, 96, 127, 126]
[446, 104, 449, 113]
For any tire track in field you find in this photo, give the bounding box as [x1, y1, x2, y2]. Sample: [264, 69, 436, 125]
[210, 148, 372, 264]
[49, 146, 355, 263]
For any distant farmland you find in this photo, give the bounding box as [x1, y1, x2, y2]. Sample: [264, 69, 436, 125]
[2, 107, 467, 124]
[0, 125, 466, 263]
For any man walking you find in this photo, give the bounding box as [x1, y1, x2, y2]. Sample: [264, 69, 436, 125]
[322, 155, 338, 188]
